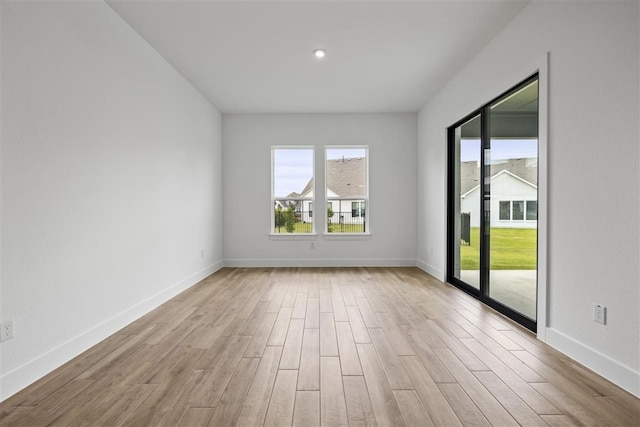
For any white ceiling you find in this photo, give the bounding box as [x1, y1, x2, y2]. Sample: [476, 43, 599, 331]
[106, 0, 530, 114]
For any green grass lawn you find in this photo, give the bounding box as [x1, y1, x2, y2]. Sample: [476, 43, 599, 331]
[273, 222, 314, 233]
[328, 222, 365, 233]
[461, 228, 537, 270]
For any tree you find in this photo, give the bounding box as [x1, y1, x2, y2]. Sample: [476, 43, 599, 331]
[285, 205, 296, 233]
[275, 205, 285, 229]
[327, 205, 334, 232]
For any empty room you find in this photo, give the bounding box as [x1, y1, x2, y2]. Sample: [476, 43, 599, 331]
[1, 0, 639, 426]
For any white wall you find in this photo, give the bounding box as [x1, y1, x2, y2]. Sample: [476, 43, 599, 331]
[223, 114, 417, 266]
[1, 1, 223, 400]
[417, 1, 639, 395]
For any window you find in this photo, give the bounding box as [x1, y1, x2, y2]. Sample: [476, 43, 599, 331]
[272, 147, 314, 234]
[526, 200, 537, 220]
[499, 201, 510, 220]
[499, 200, 537, 221]
[352, 201, 365, 218]
[325, 146, 368, 233]
[512, 201, 524, 220]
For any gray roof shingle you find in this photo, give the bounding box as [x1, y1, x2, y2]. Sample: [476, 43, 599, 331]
[460, 158, 537, 195]
[301, 157, 366, 198]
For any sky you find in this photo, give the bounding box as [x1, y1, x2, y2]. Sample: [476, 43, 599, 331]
[273, 142, 535, 197]
[460, 138, 538, 162]
[273, 147, 366, 197]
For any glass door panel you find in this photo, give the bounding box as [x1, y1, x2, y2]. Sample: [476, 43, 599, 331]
[487, 80, 538, 320]
[447, 74, 539, 331]
[451, 114, 481, 290]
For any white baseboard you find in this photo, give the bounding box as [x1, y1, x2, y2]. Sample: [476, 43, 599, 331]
[545, 327, 640, 398]
[0, 261, 224, 402]
[223, 258, 416, 268]
[415, 258, 444, 281]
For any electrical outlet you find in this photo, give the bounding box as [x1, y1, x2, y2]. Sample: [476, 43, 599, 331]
[1, 320, 14, 342]
[593, 304, 606, 325]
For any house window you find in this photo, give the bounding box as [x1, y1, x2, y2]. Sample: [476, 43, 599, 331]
[499, 200, 537, 221]
[352, 201, 365, 218]
[526, 200, 537, 220]
[272, 147, 314, 234]
[512, 201, 524, 220]
[326, 146, 368, 233]
[499, 201, 511, 220]
[309, 202, 313, 218]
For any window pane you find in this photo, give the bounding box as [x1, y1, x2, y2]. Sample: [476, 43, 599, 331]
[499, 201, 510, 220]
[272, 147, 314, 234]
[487, 77, 538, 321]
[512, 201, 524, 220]
[326, 148, 366, 198]
[451, 115, 481, 289]
[273, 148, 314, 198]
[326, 147, 368, 233]
[526, 200, 537, 220]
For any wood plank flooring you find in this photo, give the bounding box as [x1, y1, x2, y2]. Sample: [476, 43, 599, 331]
[1, 267, 638, 426]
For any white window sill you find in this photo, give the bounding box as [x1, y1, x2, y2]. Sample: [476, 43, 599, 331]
[269, 233, 318, 241]
[322, 233, 372, 241]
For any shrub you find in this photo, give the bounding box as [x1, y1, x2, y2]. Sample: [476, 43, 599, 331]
[285, 206, 296, 233]
[274, 206, 286, 228]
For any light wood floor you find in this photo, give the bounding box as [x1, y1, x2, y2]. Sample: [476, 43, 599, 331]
[1, 268, 638, 426]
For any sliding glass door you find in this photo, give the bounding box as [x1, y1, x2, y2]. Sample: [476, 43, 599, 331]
[450, 114, 481, 291]
[447, 75, 539, 331]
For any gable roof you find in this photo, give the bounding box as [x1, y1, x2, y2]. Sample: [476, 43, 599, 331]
[301, 157, 366, 198]
[461, 169, 537, 198]
[460, 157, 537, 195]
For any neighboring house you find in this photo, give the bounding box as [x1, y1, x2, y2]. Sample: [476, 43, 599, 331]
[274, 192, 300, 210]
[461, 168, 538, 228]
[299, 157, 366, 225]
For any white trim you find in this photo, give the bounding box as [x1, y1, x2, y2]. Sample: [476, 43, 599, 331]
[269, 233, 318, 241]
[224, 258, 415, 268]
[545, 328, 640, 398]
[322, 233, 371, 240]
[416, 259, 444, 281]
[535, 53, 549, 341]
[0, 261, 224, 402]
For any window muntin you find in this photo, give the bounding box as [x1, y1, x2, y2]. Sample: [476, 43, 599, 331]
[325, 146, 368, 233]
[272, 147, 314, 234]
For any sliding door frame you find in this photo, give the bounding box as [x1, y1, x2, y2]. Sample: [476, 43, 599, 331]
[447, 72, 542, 333]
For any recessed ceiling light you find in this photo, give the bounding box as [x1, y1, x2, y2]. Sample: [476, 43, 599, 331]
[313, 49, 326, 59]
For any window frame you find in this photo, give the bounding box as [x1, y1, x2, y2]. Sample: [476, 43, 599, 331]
[499, 200, 538, 222]
[271, 146, 315, 236]
[324, 145, 369, 235]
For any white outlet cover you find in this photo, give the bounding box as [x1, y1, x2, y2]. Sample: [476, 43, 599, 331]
[593, 304, 606, 325]
[1, 320, 14, 342]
